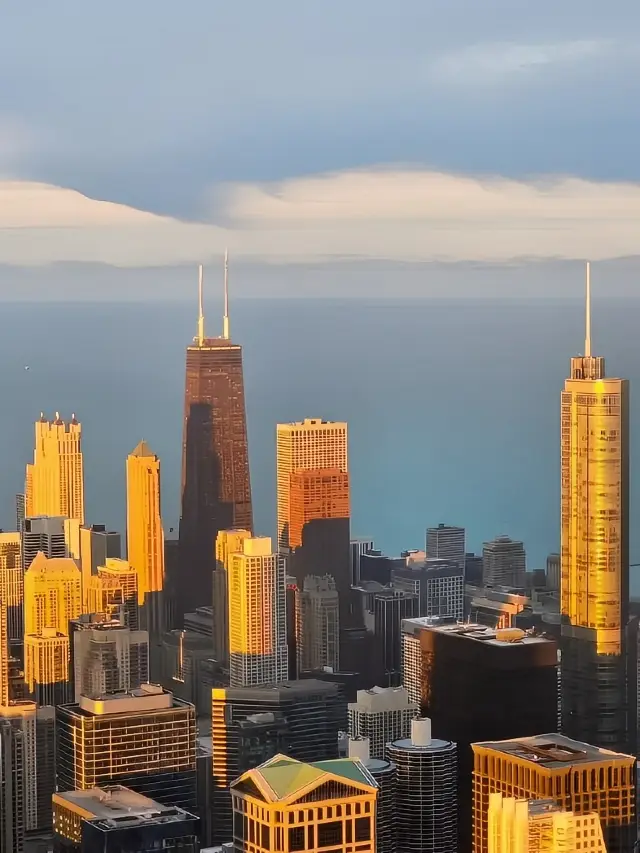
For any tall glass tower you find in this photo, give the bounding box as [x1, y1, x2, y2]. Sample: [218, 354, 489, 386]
[179, 256, 253, 617]
[560, 262, 633, 754]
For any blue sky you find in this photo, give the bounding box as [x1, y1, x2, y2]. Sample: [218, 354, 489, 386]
[1, 1, 640, 276]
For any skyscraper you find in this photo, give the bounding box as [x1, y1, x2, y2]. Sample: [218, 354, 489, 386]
[21, 516, 68, 570]
[79, 524, 121, 591]
[426, 524, 465, 571]
[0, 603, 8, 707]
[560, 264, 632, 754]
[348, 686, 419, 759]
[126, 440, 166, 637]
[213, 528, 251, 664]
[24, 629, 71, 706]
[24, 553, 82, 636]
[0, 533, 21, 642]
[179, 258, 253, 618]
[482, 536, 526, 588]
[84, 559, 139, 630]
[298, 574, 340, 672]
[0, 718, 24, 853]
[228, 536, 287, 687]
[25, 413, 84, 524]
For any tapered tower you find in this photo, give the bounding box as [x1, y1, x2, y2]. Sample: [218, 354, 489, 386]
[560, 262, 633, 754]
[25, 413, 84, 524]
[178, 256, 253, 618]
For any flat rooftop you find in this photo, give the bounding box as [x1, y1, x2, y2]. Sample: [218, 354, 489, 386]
[474, 733, 635, 767]
[401, 619, 553, 647]
[54, 786, 194, 829]
[67, 684, 187, 716]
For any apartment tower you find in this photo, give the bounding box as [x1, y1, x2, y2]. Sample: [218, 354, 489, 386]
[84, 559, 139, 629]
[228, 536, 287, 687]
[213, 528, 251, 663]
[560, 263, 633, 754]
[24, 629, 71, 706]
[179, 257, 253, 618]
[25, 413, 84, 524]
[24, 553, 82, 636]
[0, 533, 22, 642]
[126, 440, 166, 637]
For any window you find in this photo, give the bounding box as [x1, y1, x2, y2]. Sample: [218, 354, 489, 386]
[355, 817, 371, 842]
[289, 827, 305, 851]
[318, 821, 343, 847]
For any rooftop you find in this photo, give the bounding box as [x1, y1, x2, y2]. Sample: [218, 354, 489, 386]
[401, 619, 553, 647]
[213, 679, 342, 702]
[54, 785, 194, 828]
[474, 733, 635, 767]
[70, 684, 187, 716]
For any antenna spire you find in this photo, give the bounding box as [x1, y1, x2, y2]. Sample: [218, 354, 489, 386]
[197, 264, 205, 346]
[223, 248, 230, 340]
[585, 260, 591, 358]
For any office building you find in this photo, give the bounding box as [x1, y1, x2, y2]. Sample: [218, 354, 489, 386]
[196, 736, 213, 848]
[465, 553, 484, 585]
[179, 258, 253, 619]
[402, 620, 558, 852]
[426, 524, 466, 571]
[159, 630, 212, 714]
[52, 786, 199, 852]
[393, 557, 464, 620]
[472, 733, 636, 853]
[487, 792, 607, 853]
[230, 754, 377, 853]
[347, 737, 397, 853]
[56, 684, 196, 810]
[21, 515, 68, 570]
[348, 686, 419, 759]
[126, 441, 166, 638]
[71, 616, 149, 702]
[24, 629, 71, 706]
[374, 589, 418, 685]
[24, 552, 82, 636]
[25, 413, 84, 524]
[482, 536, 526, 588]
[466, 585, 529, 629]
[84, 558, 139, 629]
[276, 419, 348, 550]
[211, 680, 346, 844]
[228, 536, 287, 688]
[0, 604, 8, 707]
[350, 538, 375, 586]
[288, 468, 350, 550]
[387, 718, 457, 853]
[560, 265, 633, 754]
[546, 553, 560, 591]
[213, 528, 251, 664]
[298, 574, 340, 672]
[0, 533, 22, 643]
[0, 718, 24, 853]
[79, 524, 121, 593]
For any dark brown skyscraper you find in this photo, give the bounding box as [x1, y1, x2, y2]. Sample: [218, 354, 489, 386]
[178, 256, 252, 618]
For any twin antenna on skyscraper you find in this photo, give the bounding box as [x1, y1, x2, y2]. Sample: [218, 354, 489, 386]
[197, 250, 230, 345]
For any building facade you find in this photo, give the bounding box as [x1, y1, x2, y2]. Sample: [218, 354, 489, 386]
[84, 559, 139, 629]
[426, 524, 466, 571]
[0, 718, 24, 853]
[71, 617, 149, 702]
[25, 413, 84, 524]
[213, 528, 251, 664]
[0, 533, 22, 643]
[21, 516, 68, 571]
[348, 686, 419, 759]
[298, 574, 340, 672]
[24, 630, 71, 706]
[24, 553, 82, 636]
[482, 536, 526, 588]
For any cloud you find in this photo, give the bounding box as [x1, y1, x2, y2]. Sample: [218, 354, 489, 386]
[3, 168, 640, 266]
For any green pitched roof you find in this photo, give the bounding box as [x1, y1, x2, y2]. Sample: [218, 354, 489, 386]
[313, 759, 374, 787]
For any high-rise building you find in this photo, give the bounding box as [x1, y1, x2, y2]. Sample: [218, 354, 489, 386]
[126, 441, 166, 638]
[482, 536, 526, 588]
[487, 792, 607, 853]
[472, 733, 636, 853]
[228, 536, 287, 688]
[347, 737, 397, 853]
[350, 538, 375, 586]
[546, 553, 560, 591]
[276, 419, 348, 550]
[374, 589, 418, 684]
[159, 630, 212, 714]
[211, 680, 346, 844]
[560, 264, 633, 755]
[288, 468, 350, 549]
[0, 533, 21, 643]
[0, 604, 8, 707]
[84, 558, 139, 629]
[298, 574, 340, 672]
[348, 686, 419, 759]
[24, 629, 71, 706]
[15, 494, 25, 533]
[426, 524, 466, 571]
[393, 557, 464, 620]
[25, 413, 84, 524]
[230, 754, 377, 853]
[52, 786, 199, 852]
[402, 619, 558, 852]
[24, 553, 82, 636]
[70, 616, 149, 702]
[56, 684, 197, 810]
[21, 516, 68, 570]
[214, 528, 251, 664]
[79, 524, 121, 593]
[179, 258, 253, 619]
[0, 718, 24, 853]
[387, 718, 457, 853]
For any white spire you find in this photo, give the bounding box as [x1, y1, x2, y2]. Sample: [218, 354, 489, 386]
[223, 248, 230, 340]
[585, 260, 591, 358]
[197, 264, 205, 346]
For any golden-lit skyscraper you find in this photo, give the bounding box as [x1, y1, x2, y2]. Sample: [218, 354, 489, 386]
[228, 536, 287, 687]
[276, 419, 348, 550]
[24, 629, 71, 706]
[213, 528, 251, 663]
[472, 733, 636, 853]
[0, 601, 8, 706]
[24, 553, 82, 636]
[84, 558, 139, 630]
[487, 793, 607, 853]
[560, 263, 632, 754]
[0, 531, 22, 642]
[126, 441, 165, 636]
[25, 413, 84, 524]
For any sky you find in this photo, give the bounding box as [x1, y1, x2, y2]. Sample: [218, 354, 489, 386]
[1, 1, 640, 292]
